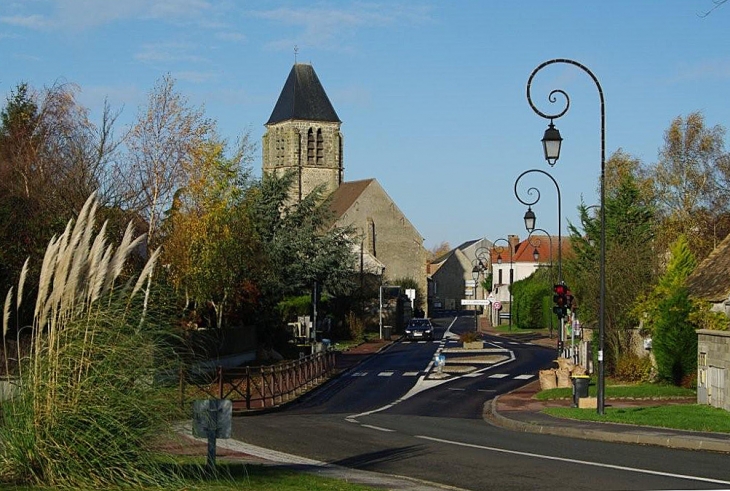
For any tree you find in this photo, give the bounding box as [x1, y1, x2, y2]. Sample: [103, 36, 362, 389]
[0, 82, 122, 302]
[159, 133, 262, 328]
[632, 235, 697, 336]
[566, 150, 657, 374]
[648, 112, 730, 259]
[653, 286, 697, 385]
[123, 74, 213, 247]
[427, 241, 451, 261]
[245, 171, 357, 341]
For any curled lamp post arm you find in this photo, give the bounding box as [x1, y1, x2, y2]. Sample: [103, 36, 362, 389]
[514, 169, 562, 283]
[527, 58, 606, 415]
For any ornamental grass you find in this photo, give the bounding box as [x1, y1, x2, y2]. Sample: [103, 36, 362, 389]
[0, 194, 194, 489]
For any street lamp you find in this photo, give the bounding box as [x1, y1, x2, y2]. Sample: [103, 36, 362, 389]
[527, 58, 606, 415]
[492, 238, 514, 331]
[513, 169, 562, 283]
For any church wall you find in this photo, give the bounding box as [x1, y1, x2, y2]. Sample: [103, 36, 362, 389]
[337, 182, 428, 314]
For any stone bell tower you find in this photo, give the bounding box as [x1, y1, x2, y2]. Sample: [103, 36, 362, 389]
[262, 63, 344, 202]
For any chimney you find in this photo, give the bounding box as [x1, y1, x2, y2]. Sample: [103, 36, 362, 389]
[508, 235, 520, 254]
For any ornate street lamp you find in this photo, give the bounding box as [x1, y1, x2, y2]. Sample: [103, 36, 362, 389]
[514, 169, 562, 284]
[527, 58, 606, 415]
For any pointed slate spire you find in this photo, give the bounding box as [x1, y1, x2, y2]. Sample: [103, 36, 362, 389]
[266, 64, 341, 125]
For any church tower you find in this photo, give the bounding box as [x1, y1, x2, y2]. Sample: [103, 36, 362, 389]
[262, 64, 344, 202]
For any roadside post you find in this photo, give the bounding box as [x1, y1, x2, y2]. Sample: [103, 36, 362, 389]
[193, 399, 232, 474]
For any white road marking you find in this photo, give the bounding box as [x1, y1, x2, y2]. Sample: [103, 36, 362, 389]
[360, 424, 395, 432]
[403, 371, 420, 376]
[514, 374, 534, 380]
[489, 373, 509, 379]
[416, 435, 730, 486]
[351, 372, 368, 377]
[378, 371, 394, 377]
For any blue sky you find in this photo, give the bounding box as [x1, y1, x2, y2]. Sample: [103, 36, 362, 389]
[1, 1, 729, 251]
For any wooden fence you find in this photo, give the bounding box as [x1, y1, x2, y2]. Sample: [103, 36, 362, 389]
[186, 351, 337, 413]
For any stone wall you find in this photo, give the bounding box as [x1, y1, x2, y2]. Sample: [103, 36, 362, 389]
[697, 329, 730, 411]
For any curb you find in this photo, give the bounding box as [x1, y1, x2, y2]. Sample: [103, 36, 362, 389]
[483, 396, 730, 454]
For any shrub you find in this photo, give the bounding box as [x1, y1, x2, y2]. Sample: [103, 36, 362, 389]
[0, 195, 191, 489]
[653, 287, 697, 385]
[346, 311, 365, 342]
[615, 353, 653, 383]
[459, 331, 481, 343]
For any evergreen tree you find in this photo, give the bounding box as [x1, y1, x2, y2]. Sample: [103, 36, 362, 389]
[566, 150, 657, 374]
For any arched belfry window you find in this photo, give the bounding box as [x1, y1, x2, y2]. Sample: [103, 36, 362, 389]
[316, 129, 324, 164]
[307, 128, 315, 164]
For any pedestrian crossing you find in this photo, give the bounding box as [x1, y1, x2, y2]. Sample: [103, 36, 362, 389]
[403, 339, 526, 346]
[350, 370, 534, 381]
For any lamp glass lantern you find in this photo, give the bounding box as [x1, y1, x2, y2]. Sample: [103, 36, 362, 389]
[533, 248, 540, 262]
[524, 207, 536, 233]
[542, 122, 563, 166]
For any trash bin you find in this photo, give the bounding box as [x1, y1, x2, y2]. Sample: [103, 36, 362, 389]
[571, 375, 591, 407]
[572, 375, 590, 407]
[382, 325, 393, 340]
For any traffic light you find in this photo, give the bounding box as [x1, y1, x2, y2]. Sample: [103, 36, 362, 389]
[553, 283, 568, 319]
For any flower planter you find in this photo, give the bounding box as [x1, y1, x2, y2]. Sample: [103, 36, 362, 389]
[463, 341, 484, 350]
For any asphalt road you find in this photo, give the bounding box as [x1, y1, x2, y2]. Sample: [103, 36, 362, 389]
[231, 316, 730, 490]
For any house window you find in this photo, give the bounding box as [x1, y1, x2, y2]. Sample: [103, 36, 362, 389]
[307, 128, 315, 164]
[316, 129, 324, 164]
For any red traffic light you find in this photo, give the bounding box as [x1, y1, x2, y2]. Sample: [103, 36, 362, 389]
[554, 283, 567, 295]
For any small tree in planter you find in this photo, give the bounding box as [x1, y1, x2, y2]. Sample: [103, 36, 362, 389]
[459, 331, 483, 349]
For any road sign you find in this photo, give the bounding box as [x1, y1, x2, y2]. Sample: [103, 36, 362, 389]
[492, 301, 502, 310]
[461, 299, 490, 306]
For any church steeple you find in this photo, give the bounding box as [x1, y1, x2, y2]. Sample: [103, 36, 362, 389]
[263, 63, 344, 202]
[267, 64, 340, 125]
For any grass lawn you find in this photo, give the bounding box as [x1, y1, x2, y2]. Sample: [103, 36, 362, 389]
[534, 381, 696, 401]
[544, 404, 730, 433]
[4, 462, 381, 490]
[535, 379, 730, 433]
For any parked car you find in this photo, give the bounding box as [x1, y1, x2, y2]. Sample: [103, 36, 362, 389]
[405, 318, 434, 341]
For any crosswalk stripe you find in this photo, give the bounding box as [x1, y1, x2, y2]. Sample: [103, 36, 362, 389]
[514, 374, 534, 380]
[378, 371, 394, 377]
[402, 371, 420, 376]
[489, 373, 509, 379]
[351, 372, 367, 377]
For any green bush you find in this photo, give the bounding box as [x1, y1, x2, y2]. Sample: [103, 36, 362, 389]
[653, 287, 697, 385]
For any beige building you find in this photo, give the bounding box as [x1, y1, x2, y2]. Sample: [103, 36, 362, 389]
[262, 64, 427, 312]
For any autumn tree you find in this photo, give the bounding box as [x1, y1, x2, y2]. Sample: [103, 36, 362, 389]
[427, 241, 451, 261]
[160, 133, 261, 328]
[0, 82, 122, 297]
[648, 112, 730, 259]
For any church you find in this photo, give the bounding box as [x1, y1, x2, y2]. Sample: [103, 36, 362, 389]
[262, 64, 428, 313]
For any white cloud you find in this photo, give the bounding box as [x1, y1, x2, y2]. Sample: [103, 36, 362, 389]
[134, 42, 208, 64]
[250, 3, 433, 52]
[0, 14, 50, 29]
[2, 0, 223, 31]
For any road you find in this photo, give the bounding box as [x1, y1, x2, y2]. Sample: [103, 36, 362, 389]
[231, 315, 730, 490]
